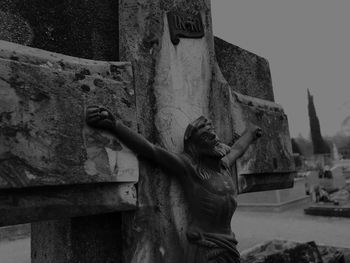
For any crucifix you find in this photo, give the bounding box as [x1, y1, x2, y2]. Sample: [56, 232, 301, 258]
[118, 1, 295, 261]
[86, 105, 262, 262]
[0, 0, 295, 262]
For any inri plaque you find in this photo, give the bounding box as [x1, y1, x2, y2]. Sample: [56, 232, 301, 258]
[167, 11, 204, 45]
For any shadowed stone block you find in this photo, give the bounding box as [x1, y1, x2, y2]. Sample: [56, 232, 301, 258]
[0, 183, 137, 226]
[215, 37, 274, 102]
[31, 213, 123, 263]
[0, 0, 119, 60]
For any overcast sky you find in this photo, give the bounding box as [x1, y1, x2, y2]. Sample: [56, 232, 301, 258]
[212, 0, 350, 138]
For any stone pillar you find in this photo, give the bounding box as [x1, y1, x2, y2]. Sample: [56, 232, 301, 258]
[119, 0, 215, 262]
[0, 2, 130, 263]
[31, 214, 122, 263]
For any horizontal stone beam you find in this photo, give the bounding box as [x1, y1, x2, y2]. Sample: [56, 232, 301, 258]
[0, 40, 138, 189]
[0, 183, 137, 227]
[0, 41, 139, 225]
[0, 40, 132, 81]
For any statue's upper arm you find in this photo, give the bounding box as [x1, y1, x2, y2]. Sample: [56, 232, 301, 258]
[152, 146, 188, 178]
[221, 156, 231, 168]
[223, 134, 254, 167]
[222, 147, 242, 168]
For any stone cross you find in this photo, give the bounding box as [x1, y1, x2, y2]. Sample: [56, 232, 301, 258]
[0, 0, 295, 262]
[119, 1, 294, 262]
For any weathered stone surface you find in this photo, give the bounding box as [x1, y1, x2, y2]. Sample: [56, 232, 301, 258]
[0, 0, 119, 60]
[210, 75, 295, 193]
[233, 93, 293, 174]
[119, 0, 214, 262]
[0, 41, 138, 228]
[215, 37, 275, 102]
[0, 40, 132, 80]
[0, 41, 138, 189]
[153, 5, 214, 153]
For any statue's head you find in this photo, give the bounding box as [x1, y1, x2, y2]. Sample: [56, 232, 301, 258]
[184, 116, 230, 159]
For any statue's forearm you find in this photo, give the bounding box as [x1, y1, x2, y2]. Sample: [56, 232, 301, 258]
[223, 129, 256, 166]
[232, 131, 255, 157]
[110, 122, 185, 176]
[111, 122, 155, 158]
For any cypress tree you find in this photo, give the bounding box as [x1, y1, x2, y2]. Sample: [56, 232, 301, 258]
[307, 89, 330, 154]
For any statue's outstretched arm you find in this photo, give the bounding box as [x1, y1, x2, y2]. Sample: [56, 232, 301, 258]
[222, 124, 262, 167]
[86, 106, 186, 176]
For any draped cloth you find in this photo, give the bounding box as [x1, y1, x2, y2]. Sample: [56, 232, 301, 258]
[186, 229, 241, 263]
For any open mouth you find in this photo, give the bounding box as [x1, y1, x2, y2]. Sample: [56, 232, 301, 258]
[213, 139, 221, 146]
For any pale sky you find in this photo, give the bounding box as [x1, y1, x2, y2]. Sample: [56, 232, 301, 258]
[212, 0, 350, 138]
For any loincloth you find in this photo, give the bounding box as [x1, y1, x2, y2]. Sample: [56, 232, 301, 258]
[186, 229, 240, 263]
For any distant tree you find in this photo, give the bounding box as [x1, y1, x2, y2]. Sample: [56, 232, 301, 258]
[295, 134, 313, 157]
[325, 132, 350, 149]
[291, 138, 302, 155]
[307, 89, 331, 154]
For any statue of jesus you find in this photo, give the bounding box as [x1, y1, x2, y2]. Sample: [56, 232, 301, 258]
[86, 105, 262, 263]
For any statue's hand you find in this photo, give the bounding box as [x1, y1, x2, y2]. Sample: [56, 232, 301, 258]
[246, 123, 262, 140]
[86, 105, 116, 131]
[255, 127, 262, 140]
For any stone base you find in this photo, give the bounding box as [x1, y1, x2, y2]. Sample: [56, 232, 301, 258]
[237, 178, 309, 212]
[237, 196, 310, 212]
[305, 204, 350, 218]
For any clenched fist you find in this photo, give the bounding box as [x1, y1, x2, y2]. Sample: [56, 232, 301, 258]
[245, 123, 262, 140]
[86, 105, 116, 131]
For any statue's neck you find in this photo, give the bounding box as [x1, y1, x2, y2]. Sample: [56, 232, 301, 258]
[199, 156, 222, 172]
[184, 152, 223, 180]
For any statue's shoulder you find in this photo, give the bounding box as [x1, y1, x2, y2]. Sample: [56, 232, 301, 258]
[178, 153, 196, 174]
[220, 158, 231, 171]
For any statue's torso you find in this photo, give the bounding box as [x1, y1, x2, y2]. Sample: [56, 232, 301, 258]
[184, 161, 237, 234]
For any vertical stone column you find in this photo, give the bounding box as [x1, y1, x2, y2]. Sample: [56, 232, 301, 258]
[32, 214, 122, 263]
[119, 0, 215, 262]
[0, 1, 128, 263]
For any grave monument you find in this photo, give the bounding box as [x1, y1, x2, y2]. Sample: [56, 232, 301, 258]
[86, 105, 262, 262]
[0, 0, 295, 262]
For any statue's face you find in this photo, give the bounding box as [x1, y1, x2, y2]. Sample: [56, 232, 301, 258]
[194, 122, 230, 158]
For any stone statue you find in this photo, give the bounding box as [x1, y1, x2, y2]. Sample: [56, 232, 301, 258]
[86, 105, 262, 263]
